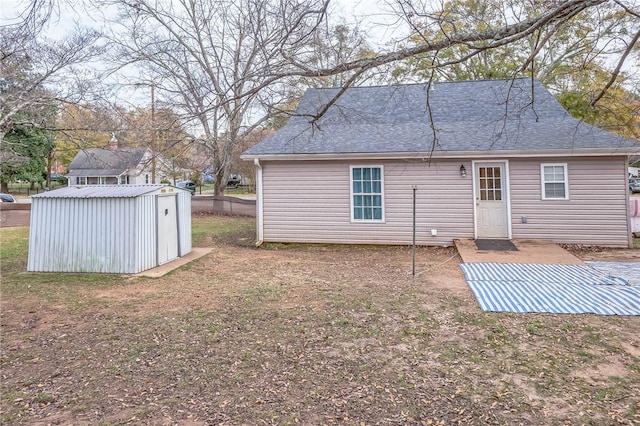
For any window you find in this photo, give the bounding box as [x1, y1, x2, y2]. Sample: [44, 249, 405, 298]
[145, 174, 149, 184]
[77, 177, 87, 185]
[351, 166, 384, 221]
[541, 163, 568, 200]
[478, 166, 502, 201]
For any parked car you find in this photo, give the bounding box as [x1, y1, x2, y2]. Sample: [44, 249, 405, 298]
[227, 174, 242, 188]
[0, 193, 16, 202]
[630, 178, 640, 194]
[176, 181, 196, 194]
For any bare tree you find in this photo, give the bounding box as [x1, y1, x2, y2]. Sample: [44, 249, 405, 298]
[107, 0, 330, 196]
[1, 0, 104, 186]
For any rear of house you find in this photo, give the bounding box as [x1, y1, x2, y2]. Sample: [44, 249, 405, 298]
[244, 79, 639, 248]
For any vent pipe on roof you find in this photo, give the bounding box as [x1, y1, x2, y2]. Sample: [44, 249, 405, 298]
[109, 133, 118, 150]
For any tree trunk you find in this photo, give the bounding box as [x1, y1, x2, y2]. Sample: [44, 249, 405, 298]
[1, 182, 8, 193]
[214, 174, 225, 197]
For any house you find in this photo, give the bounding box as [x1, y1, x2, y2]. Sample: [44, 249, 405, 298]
[242, 78, 640, 248]
[66, 136, 157, 185]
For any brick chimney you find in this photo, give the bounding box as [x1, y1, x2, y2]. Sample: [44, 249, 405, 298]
[109, 133, 118, 150]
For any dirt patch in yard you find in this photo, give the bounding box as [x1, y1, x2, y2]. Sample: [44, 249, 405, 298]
[563, 244, 640, 262]
[2, 218, 640, 425]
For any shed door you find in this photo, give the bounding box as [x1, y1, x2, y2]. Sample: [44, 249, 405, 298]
[475, 162, 509, 239]
[157, 195, 179, 264]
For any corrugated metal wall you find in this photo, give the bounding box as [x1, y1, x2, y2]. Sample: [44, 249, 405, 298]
[176, 191, 192, 256]
[261, 159, 474, 245]
[28, 197, 138, 273]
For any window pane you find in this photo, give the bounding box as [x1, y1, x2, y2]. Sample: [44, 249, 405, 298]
[353, 168, 361, 180]
[364, 207, 372, 220]
[554, 168, 564, 181]
[373, 208, 382, 220]
[487, 168, 493, 178]
[487, 191, 494, 201]
[494, 167, 500, 178]
[372, 168, 380, 180]
[545, 183, 565, 198]
[363, 181, 371, 193]
[354, 208, 363, 220]
[495, 189, 502, 201]
[363, 168, 371, 180]
[373, 195, 381, 207]
[353, 181, 362, 193]
[354, 195, 362, 207]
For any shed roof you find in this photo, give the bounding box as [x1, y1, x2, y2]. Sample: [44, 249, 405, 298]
[32, 185, 181, 199]
[67, 148, 150, 177]
[243, 78, 639, 158]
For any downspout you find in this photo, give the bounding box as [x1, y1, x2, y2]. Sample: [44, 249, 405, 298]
[625, 156, 633, 249]
[254, 158, 264, 246]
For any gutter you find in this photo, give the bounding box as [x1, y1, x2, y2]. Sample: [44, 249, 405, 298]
[241, 148, 640, 162]
[254, 158, 264, 246]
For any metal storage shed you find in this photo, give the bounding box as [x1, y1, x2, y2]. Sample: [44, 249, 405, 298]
[27, 185, 192, 273]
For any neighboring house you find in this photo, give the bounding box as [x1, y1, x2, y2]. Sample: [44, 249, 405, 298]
[67, 140, 156, 186]
[242, 78, 640, 248]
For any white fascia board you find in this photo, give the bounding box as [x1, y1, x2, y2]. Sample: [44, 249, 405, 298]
[241, 148, 640, 162]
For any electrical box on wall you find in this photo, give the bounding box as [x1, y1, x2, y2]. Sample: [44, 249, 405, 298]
[431, 229, 438, 236]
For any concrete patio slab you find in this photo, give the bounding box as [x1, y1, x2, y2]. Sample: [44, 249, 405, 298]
[135, 247, 214, 278]
[454, 239, 584, 265]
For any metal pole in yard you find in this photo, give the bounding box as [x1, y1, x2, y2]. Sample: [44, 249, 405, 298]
[412, 185, 417, 277]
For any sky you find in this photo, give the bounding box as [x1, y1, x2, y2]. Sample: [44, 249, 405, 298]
[0, 0, 408, 106]
[0, 0, 405, 43]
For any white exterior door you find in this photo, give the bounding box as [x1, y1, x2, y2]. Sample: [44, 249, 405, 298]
[157, 195, 179, 264]
[475, 162, 509, 239]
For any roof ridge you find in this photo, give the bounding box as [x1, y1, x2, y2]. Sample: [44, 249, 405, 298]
[306, 77, 533, 91]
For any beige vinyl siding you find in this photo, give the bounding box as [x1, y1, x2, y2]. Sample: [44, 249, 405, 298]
[262, 159, 474, 245]
[510, 156, 629, 247]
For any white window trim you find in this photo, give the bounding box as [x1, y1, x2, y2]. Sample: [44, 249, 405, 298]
[349, 165, 385, 223]
[540, 163, 569, 200]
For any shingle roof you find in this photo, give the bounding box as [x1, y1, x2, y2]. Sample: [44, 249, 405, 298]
[67, 148, 150, 176]
[244, 78, 639, 157]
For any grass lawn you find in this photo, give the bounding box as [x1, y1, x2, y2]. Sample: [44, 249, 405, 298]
[1, 216, 639, 425]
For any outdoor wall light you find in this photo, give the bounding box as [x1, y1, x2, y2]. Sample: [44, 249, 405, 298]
[460, 164, 467, 177]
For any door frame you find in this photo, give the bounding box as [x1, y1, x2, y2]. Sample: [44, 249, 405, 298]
[472, 160, 512, 240]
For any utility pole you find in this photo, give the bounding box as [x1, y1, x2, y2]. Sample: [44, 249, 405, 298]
[151, 85, 156, 183]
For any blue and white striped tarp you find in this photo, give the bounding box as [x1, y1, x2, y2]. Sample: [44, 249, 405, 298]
[460, 263, 640, 315]
[586, 262, 640, 286]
